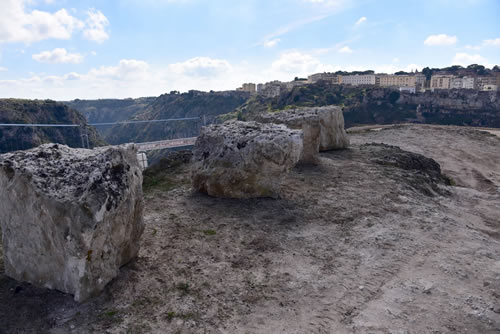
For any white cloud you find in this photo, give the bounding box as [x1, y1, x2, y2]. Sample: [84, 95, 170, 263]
[266, 51, 336, 79]
[483, 38, 500, 47]
[83, 9, 109, 43]
[424, 34, 458, 46]
[89, 59, 149, 80]
[355, 16, 366, 25]
[32, 48, 83, 63]
[303, 0, 348, 9]
[0, 58, 158, 99]
[338, 46, 353, 53]
[451, 52, 489, 67]
[0, 53, 326, 99]
[0, 0, 84, 44]
[0, 1, 109, 44]
[168, 57, 232, 77]
[263, 38, 280, 48]
[465, 44, 481, 51]
[0, 67, 7, 72]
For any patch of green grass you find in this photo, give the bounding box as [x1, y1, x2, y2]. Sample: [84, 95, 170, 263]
[152, 229, 157, 236]
[202, 229, 217, 236]
[103, 310, 118, 317]
[142, 174, 179, 192]
[443, 175, 457, 186]
[176, 282, 190, 295]
[166, 311, 176, 321]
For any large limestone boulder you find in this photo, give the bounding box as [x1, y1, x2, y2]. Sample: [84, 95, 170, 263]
[192, 121, 302, 198]
[0, 144, 144, 302]
[254, 105, 349, 153]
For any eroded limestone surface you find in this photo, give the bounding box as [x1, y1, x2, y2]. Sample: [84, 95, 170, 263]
[191, 121, 302, 198]
[254, 105, 349, 154]
[0, 143, 144, 302]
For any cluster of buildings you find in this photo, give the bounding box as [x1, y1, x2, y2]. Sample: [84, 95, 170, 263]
[430, 74, 499, 91]
[236, 70, 500, 98]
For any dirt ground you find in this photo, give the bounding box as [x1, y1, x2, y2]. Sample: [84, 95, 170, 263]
[1, 124, 500, 333]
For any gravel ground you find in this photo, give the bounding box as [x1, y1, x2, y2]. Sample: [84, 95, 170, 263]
[0, 124, 499, 334]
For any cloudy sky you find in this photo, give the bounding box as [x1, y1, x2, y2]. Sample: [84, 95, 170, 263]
[0, 0, 499, 100]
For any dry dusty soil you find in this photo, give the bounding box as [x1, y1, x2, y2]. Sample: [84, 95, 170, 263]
[1, 124, 500, 333]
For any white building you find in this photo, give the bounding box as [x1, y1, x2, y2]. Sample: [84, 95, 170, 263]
[237, 83, 256, 93]
[342, 74, 376, 86]
[450, 76, 475, 89]
[481, 84, 498, 91]
[308, 72, 342, 84]
[257, 80, 283, 98]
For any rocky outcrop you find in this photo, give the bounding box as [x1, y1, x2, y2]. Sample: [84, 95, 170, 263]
[399, 89, 500, 110]
[0, 144, 144, 302]
[254, 106, 349, 162]
[0, 99, 104, 154]
[254, 111, 320, 164]
[192, 121, 302, 198]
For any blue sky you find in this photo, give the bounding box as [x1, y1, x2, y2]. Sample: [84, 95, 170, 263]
[0, 0, 499, 99]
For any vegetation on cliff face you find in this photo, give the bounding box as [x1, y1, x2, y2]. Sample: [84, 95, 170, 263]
[238, 82, 500, 128]
[106, 90, 250, 145]
[0, 99, 104, 153]
[64, 97, 156, 138]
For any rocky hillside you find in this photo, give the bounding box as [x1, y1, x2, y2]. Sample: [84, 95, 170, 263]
[238, 82, 500, 128]
[106, 90, 250, 145]
[0, 99, 103, 153]
[64, 97, 156, 138]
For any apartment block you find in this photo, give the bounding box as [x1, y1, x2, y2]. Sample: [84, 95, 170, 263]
[308, 72, 343, 84]
[257, 80, 283, 98]
[378, 75, 416, 88]
[342, 74, 376, 86]
[430, 74, 454, 90]
[450, 76, 475, 89]
[238, 83, 256, 93]
[476, 76, 500, 91]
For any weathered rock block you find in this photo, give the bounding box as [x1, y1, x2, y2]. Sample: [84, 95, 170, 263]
[254, 111, 320, 164]
[0, 144, 144, 302]
[254, 106, 349, 154]
[192, 121, 302, 198]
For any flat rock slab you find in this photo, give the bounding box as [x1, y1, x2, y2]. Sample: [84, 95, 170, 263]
[255, 105, 349, 154]
[0, 144, 144, 302]
[192, 121, 302, 198]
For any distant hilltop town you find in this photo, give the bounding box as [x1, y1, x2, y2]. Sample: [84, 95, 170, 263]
[237, 64, 500, 98]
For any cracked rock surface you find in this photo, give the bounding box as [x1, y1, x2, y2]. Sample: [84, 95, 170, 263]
[191, 121, 302, 198]
[0, 143, 144, 302]
[254, 105, 350, 155]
